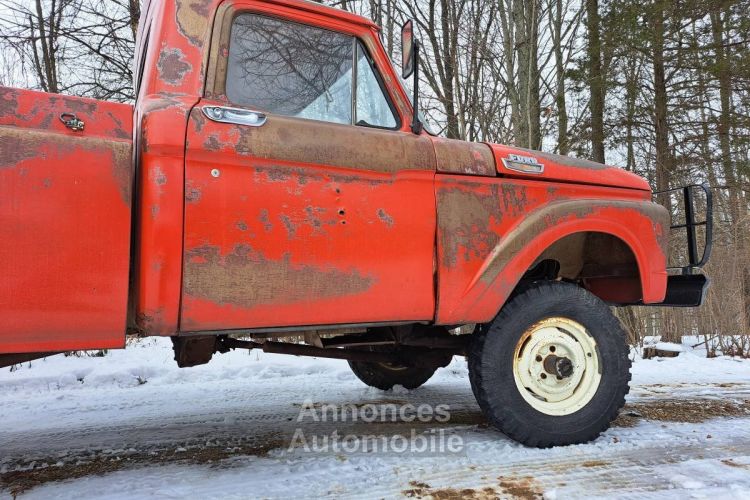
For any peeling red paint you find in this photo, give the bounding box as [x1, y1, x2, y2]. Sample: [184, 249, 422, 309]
[157, 47, 192, 86]
[376, 209, 394, 227]
[175, 0, 212, 47]
[0, 89, 18, 116]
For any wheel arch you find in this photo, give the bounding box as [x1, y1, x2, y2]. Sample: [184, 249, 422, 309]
[527, 230, 643, 303]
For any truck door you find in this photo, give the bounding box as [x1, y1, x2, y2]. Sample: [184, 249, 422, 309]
[0, 89, 133, 353]
[181, 11, 436, 331]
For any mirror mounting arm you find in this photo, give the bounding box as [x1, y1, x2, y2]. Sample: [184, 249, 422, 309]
[411, 39, 423, 135]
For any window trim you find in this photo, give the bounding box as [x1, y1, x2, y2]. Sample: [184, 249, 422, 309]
[210, 9, 401, 131]
[134, 24, 152, 99]
[353, 40, 401, 131]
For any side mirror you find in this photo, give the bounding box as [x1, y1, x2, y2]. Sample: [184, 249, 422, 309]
[401, 20, 415, 79]
[401, 19, 422, 134]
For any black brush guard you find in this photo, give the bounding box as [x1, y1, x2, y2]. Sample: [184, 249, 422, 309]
[649, 183, 713, 307]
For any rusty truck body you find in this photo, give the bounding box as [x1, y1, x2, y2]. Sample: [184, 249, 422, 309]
[0, 0, 711, 447]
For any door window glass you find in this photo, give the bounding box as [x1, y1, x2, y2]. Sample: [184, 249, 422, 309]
[226, 14, 398, 129]
[227, 14, 353, 125]
[355, 42, 397, 128]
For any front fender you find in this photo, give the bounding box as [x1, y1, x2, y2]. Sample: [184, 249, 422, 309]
[435, 178, 669, 324]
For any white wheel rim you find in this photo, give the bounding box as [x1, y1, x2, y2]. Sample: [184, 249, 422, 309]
[512, 317, 601, 416]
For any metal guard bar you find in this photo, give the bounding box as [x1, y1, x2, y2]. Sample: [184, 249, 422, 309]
[653, 182, 713, 273]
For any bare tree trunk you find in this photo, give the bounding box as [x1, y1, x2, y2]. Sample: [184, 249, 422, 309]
[551, 0, 569, 155]
[651, 0, 677, 343]
[512, 0, 541, 149]
[586, 0, 604, 163]
[623, 54, 638, 172]
[385, 0, 394, 56]
[31, 0, 60, 93]
[710, 7, 739, 224]
[440, 0, 460, 139]
[652, 1, 670, 205]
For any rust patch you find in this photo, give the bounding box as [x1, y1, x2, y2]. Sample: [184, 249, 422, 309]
[433, 138, 496, 177]
[109, 142, 133, 205]
[512, 146, 608, 170]
[653, 218, 669, 257]
[0, 126, 132, 204]
[377, 208, 394, 227]
[253, 164, 393, 188]
[0, 88, 19, 117]
[500, 183, 529, 216]
[264, 168, 292, 183]
[106, 111, 131, 139]
[140, 93, 184, 114]
[259, 209, 273, 232]
[236, 220, 248, 231]
[183, 245, 375, 307]
[157, 48, 192, 86]
[0, 130, 41, 169]
[136, 309, 163, 333]
[151, 165, 167, 186]
[176, 0, 211, 46]
[235, 115, 435, 173]
[437, 185, 502, 267]
[186, 185, 202, 203]
[192, 108, 206, 133]
[38, 111, 54, 129]
[303, 206, 335, 233]
[203, 135, 221, 151]
[279, 214, 297, 239]
[477, 199, 668, 287]
[61, 95, 98, 115]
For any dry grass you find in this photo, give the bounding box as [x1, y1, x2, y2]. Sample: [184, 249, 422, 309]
[1, 436, 285, 498]
[614, 398, 750, 427]
[403, 475, 543, 499]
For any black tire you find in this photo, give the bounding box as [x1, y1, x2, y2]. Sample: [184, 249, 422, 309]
[468, 281, 631, 447]
[348, 358, 437, 390]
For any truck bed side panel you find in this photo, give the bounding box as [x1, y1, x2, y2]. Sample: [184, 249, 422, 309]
[0, 88, 133, 353]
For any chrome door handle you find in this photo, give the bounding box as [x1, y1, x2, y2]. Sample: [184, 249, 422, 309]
[202, 105, 267, 127]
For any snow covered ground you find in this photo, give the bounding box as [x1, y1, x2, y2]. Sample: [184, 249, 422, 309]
[1, 337, 749, 499]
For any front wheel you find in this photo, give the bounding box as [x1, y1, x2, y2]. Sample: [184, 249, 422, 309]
[468, 281, 631, 447]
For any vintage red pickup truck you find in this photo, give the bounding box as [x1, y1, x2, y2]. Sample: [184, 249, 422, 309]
[0, 0, 711, 447]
